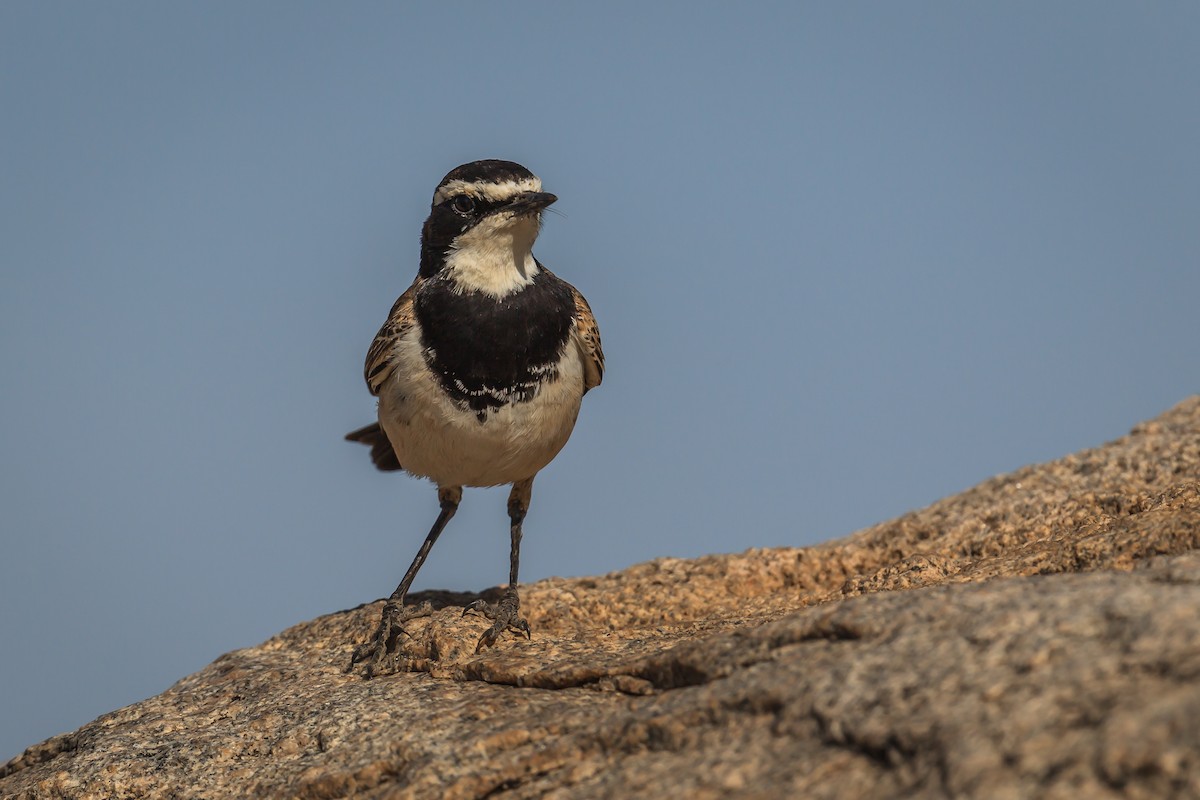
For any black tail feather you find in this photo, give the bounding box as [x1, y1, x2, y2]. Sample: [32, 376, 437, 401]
[345, 422, 403, 472]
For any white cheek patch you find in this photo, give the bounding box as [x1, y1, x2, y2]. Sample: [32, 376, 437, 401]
[443, 215, 542, 298]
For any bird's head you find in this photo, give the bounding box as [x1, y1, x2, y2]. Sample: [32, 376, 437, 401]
[419, 160, 557, 297]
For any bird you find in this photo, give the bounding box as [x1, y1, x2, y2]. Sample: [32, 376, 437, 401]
[345, 159, 604, 677]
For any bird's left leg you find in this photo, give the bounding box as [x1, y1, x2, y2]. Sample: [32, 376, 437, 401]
[464, 476, 533, 652]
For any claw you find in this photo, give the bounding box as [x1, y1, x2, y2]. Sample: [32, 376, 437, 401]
[346, 600, 433, 677]
[475, 628, 500, 653]
[464, 590, 531, 652]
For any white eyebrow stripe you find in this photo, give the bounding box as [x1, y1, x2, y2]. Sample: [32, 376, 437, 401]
[433, 176, 542, 205]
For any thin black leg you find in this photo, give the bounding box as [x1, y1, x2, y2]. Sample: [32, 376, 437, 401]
[387, 487, 461, 602]
[465, 477, 533, 652]
[348, 486, 461, 676]
[507, 479, 529, 588]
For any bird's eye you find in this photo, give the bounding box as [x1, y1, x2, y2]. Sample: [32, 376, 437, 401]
[452, 195, 476, 215]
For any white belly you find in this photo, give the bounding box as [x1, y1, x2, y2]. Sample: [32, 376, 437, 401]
[376, 333, 585, 487]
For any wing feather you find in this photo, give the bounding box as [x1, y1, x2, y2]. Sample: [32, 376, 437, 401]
[363, 283, 419, 396]
[570, 288, 604, 392]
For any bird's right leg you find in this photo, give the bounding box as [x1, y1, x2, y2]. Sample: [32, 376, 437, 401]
[347, 485, 461, 677]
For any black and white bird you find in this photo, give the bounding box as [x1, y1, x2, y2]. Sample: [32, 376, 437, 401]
[345, 160, 604, 677]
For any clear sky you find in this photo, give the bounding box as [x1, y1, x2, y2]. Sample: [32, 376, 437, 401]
[2, 2, 1197, 761]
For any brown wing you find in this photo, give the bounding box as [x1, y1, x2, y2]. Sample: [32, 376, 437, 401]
[347, 283, 420, 472]
[363, 282, 419, 396]
[571, 288, 604, 393]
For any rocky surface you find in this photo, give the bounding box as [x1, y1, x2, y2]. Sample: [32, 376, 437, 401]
[4, 397, 1200, 799]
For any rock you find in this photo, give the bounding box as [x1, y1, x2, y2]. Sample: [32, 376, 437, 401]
[4, 397, 1200, 799]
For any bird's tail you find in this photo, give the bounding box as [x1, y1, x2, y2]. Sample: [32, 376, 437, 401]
[345, 423, 403, 472]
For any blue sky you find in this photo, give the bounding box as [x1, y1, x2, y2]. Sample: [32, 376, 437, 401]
[2, 3, 1197, 760]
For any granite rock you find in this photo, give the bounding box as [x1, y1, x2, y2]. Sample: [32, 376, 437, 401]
[4, 397, 1200, 799]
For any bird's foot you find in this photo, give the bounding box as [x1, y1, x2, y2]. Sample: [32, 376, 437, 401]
[463, 589, 531, 653]
[346, 599, 434, 678]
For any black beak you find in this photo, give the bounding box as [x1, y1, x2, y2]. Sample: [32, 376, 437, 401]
[507, 191, 557, 214]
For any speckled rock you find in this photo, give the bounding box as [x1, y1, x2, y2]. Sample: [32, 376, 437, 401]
[4, 397, 1200, 799]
